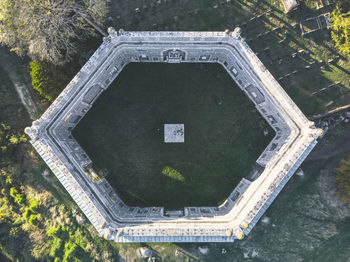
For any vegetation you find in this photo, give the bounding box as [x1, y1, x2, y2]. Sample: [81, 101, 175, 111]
[0, 123, 27, 165]
[73, 63, 274, 209]
[0, 128, 40, 260]
[0, 0, 350, 260]
[29, 61, 70, 102]
[334, 0, 350, 12]
[0, 162, 118, 261]
[329, 7, 350, 57]
[334, 154, 350, 203]
[0, 0, 107, 65]
[0, 67, 118, 261]
[162, 166, 185, 182]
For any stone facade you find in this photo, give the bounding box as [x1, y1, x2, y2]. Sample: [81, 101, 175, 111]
[25, 28, 322, 242]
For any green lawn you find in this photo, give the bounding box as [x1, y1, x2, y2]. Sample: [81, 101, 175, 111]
[106, 0, 350, 116]
[1, 1, 349, 261]
[73, 63, 274, 209]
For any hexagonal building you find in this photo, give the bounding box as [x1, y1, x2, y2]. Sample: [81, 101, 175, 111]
[25, 28, 322, 242]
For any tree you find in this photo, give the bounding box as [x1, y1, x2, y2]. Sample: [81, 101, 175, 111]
[29, 61, 70, 101]
[329, 7, 350, 57]
[0, 0, 107, 65]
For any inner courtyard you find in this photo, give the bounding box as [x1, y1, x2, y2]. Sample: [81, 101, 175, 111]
[73, 62, 274, 209]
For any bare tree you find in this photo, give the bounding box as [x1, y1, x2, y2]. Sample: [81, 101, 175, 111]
[0, 0, 107, 65]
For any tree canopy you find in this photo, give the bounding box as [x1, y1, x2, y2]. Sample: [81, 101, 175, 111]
[329, 6, 350, 57]
[0, 0, 107, 65]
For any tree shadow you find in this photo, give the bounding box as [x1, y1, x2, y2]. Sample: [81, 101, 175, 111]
[0, 223, 35, 261]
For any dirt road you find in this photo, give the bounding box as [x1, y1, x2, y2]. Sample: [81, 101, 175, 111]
[0, 47, 40, 120]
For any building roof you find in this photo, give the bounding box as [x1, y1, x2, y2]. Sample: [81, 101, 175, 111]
[281, 0, 299, 12]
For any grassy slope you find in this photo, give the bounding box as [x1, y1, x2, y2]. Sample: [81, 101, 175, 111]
[73, 63, 273, 208]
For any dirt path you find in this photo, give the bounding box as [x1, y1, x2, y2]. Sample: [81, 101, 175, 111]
[0, 47, 40, 120]
[9, 76, 39, 120]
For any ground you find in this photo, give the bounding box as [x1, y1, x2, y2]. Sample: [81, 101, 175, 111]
[307, 123, 350, 161]
[73, 63, 274, 208]
[108, 0, 350, 116]
[1, 0, 350, 261]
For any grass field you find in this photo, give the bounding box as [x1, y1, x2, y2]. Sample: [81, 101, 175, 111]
[73, 63, 274, 208]
[106, 0, 350, 116]
[1, 0, 349, 261]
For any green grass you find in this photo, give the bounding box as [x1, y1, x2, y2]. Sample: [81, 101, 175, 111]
[106, 0, 350, 116]
[73, 63, 274, 209]
[1, 1, 350, 261]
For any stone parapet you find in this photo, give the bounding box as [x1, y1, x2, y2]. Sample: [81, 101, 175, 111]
[26, 29, 321, 242]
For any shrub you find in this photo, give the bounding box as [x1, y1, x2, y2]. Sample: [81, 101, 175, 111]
[22, 198, 40, 223]
[50, 237, 63, 257]
[29, 61, 70, 101]
[0, 123, 27, 163]
[9, 187, 23, 205]
[48, 225, 65, 238]
[28, 213, 42, 226]
[63, 241, 78, 261]
[162, 166, 185, 182]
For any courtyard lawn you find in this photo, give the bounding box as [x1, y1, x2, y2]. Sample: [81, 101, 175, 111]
[73, 63, 274, 209]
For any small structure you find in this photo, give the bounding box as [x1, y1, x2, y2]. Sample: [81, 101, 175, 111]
[164, 124, 184, 143]
[300, 13, 330, 35]
[315, 0, 333, 9]
[281, 0, 299, 13]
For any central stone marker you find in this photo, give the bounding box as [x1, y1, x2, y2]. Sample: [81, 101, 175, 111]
[164, 124, 184, 143]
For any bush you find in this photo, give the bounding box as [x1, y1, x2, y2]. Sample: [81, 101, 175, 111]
[162, 166, 185, 182]
[329, 7, 350, 57]
[50, 237, 64, 257]
[22, 198, 40, 223]
[9, 187, 23, 205]
[0, 123, 27, 164]
[63, 240, 91, 262]
[28, 213, 42, 226]
[29, 61, 70, 101]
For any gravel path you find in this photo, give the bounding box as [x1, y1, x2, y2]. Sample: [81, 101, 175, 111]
[0, 47, 40, 120]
